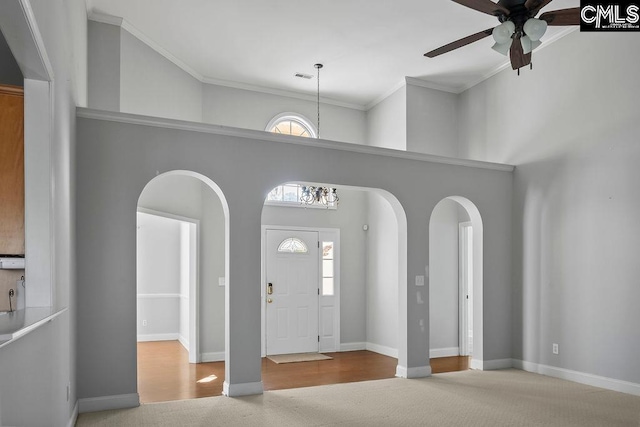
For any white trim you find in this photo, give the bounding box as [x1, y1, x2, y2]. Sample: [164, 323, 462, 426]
[482, 358, 513, 370]
[365, 79, 406, 111]
[77, 108, 515, 172]
[87, 11, 365, 111]
[78, 393, 140, 413]
[470, 358, 484, 370]
[18, 0, 54, 80]
[366, 342, 398, 358]
[136, 293, 181, 299]
[66, 400, 79, 427]
[396, 365, 432, 378]
[137, 333, 180, 342]
[340, 342, 366, 352]
[203, 76, 366, 111]
[222, 381, 264, 397]
[459, 222, 473, 357]
[429, 347, 459, 358]
[405, 76, 460, 94]
[512, 359, 640, 397]
[261, 226, 341, 357]
[459, 27, 578, 93]
[137, 207, 199, 225]
[201, 351, 225, 362]
[0, 308, 67, 348]
[178, 334, 188, 350]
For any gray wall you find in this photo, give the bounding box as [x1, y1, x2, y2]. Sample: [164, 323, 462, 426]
[136, 213, 181, 338]
[120, 29, 203, 122]
[138, 174, 226, 357]
[365, 85, 406, 150]
[406, 82, 458, 157]
[366, 192, 399, 353]
[458, 31, 640, 384]
[202, 84, 367, 145]
[0, 0, 85, 425]
[429, 199, 470, 352]
[262, 188, 368, 345]
[0, 29, 23, 86]
[87, 21, 120, 111]
[75, 112, 513, 401]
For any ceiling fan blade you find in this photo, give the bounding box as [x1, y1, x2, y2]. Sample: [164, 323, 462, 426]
[451, 0, 510, 17]
[425, 28, 494, 58]
[524, 0, 554, 16]
[540, 7, 581, 25]
[510, 36, 532, 70]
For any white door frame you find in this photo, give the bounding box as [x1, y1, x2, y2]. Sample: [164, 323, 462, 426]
[458, 222, 472, 357]
[261, 225, 340, 357]
[137, 207, 200, 363]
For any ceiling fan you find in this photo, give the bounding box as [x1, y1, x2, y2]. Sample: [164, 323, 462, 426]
[425, 0, 580, 72]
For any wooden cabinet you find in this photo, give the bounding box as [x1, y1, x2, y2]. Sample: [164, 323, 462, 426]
[0, 84, 24, 255]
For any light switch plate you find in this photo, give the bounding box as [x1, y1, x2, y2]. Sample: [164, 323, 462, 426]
[218, 277, 226, 287]
[415, 275, 425, 286]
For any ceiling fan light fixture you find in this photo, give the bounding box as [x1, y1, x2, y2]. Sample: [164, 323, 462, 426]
[523, 18, 547, 41]
[492, 21, 515, 44]
[531, 40, 542, 51]
[491, 41, 511, 56]
[521, 35, 533, 54]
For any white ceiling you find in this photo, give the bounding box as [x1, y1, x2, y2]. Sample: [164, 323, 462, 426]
[87, 0, 578, 108]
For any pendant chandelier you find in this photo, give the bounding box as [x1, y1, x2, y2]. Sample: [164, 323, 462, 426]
[300, 186, 339, 207]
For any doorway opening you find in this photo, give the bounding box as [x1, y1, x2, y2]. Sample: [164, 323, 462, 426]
[429, 196, 483, 369]
[136, 170, 229, 403]
[261, 226, 340, 356]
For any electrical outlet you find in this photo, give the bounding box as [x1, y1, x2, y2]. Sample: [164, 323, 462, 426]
[142, 319, 147, 327]
[552, 343, 559, 355]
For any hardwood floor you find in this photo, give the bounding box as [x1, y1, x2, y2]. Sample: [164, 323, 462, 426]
[137, 341, 469, 403]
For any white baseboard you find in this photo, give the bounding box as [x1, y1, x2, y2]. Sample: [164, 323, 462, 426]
[137, 333, 179, 342]
[78, 393, 140, 413]
[201, 351, 225, 362]
[366, 342, 398, 358]
[66, 400, 78, 427]
[512, 359, 640, 396]
[396, 365, 432, 378]
[222, 381, 263, 397]
[340, 342, 366, 352]
[470, 358, 512, 370]
[429, 347, 459, 358]
[178, 334, 189, 350]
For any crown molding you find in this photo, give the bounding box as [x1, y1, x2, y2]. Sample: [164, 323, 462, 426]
[365, 79, 406, 111]
[459, 27, 579, 93]
[202, 76, 366, 111]
[87, 11, 366, 111]
[405, 76, 462, 94]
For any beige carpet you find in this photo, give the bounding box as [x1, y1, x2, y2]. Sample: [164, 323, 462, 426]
[76, 369, 640, 426]
[267, 352, 333, 364]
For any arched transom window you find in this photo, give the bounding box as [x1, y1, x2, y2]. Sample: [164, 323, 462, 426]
[266, 113, 317, 138]
[277, 237, 308, 253]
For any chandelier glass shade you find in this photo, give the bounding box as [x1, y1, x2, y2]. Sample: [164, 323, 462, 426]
[300, 186, 339, 207]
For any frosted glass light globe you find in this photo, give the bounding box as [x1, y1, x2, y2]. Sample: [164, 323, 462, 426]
[492, 21, 515, 44]
[523, 18, 547, 41]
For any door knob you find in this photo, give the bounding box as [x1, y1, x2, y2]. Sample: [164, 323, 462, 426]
[267, 298, 273, 303]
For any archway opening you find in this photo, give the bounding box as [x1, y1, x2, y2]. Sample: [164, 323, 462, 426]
[429, 196, 483, 370]
[135, 170, 229, 403]
[259, 181, 408, 389]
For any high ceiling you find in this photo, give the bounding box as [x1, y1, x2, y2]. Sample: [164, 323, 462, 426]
[87, 0, 578, 108]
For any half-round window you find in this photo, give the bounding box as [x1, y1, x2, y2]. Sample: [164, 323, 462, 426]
[266, 113, 317, 138]
[277, 237, 308, 253]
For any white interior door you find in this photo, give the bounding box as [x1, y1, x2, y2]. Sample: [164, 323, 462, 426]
[266, 229, 319, 355]
[459, 222, 473, 356]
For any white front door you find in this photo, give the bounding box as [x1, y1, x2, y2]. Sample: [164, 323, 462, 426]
[266, 229, 319, 355]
